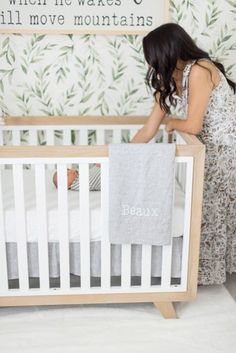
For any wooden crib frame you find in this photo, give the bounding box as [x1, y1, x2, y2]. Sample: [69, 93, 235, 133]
[0, 116, 205, 319]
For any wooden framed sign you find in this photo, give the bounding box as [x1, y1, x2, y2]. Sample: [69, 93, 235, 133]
[0, 0, 170, 35]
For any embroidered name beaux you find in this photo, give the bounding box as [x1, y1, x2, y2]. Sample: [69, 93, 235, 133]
[121, 204, 159, 217]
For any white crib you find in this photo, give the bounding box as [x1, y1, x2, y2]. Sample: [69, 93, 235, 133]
[0, 116, 205, 318]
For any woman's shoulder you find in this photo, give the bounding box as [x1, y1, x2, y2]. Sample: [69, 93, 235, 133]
[189, 59, 221, 89]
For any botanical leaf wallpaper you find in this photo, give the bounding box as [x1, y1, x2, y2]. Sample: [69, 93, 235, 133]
[0, 0, 235, 118]
[0, 34, 152, 117]
[170, 0, 236, 79]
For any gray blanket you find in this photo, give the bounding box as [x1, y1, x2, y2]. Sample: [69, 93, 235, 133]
[108, 143, 176, 245]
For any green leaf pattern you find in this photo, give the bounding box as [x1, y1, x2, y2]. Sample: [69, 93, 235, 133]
[171, 0, 236, 79]
[0, 33, 153, 119]
[0, 0, 235, 129]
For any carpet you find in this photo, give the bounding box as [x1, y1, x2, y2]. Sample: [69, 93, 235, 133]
[0, 285, 235, 353]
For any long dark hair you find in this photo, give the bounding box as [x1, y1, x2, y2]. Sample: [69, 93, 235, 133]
[143, 23, 236, 113]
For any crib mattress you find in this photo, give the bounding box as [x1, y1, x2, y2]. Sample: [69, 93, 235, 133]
[1, 168, 185, 242]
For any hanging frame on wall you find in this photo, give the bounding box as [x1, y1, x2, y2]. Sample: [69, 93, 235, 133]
[0, 0, 170, 35]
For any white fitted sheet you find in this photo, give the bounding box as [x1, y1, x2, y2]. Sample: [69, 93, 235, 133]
[1, 168, 185, 242]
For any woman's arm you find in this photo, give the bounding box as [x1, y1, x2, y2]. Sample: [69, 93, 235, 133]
[130, 95, 166, 143]
[166, 63, 216, 135]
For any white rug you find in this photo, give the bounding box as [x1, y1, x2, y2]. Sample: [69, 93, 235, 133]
[0, 285, 235, 353]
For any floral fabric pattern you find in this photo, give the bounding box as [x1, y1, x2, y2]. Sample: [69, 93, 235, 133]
[180, 60, 236, 285]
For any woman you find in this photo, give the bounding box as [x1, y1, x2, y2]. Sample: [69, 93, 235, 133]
[130, 23, 236, 285]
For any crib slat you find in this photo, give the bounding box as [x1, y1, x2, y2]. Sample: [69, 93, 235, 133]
[0, 169, 8, 292]
[12, 130, 21, 146]
[46, 129, 54, 145]
[63, 129, 71, 145]
[0, 130, 3, 145]
[101, 161, 110, 289]
[13, 164, 29, 290]
[35, 164, 50, 290]
[96, 129, 105, 145]
[161, 243, 173, 289]
[129, 129, 139, 141]
[0, 132, 4, 169]
[181, 158, 194, 289]
[80, 129, 88, 145]
[113, 129, 122, 143]
[57, 164, 70, 290]
[29, 130, 38, 145]
[121, 245, 131, 288]
[79, 163, 90, 289]
[162, 130, 169, 143]
[141, 245, 152, 288]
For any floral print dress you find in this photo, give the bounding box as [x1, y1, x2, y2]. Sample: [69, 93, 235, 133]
[179, 59, 236, 285]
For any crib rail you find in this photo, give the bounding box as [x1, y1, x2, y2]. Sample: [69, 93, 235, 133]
[0, 116, 205, 308]
[0, 116, 145, 146]
[0, 144, 202, 158]
[0, 115, 200, 147]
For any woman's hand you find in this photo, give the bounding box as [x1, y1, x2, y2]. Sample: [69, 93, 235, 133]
[130, 100, 166, 143]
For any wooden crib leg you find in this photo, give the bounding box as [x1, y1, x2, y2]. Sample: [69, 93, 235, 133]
[153, 302, 177, 319]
